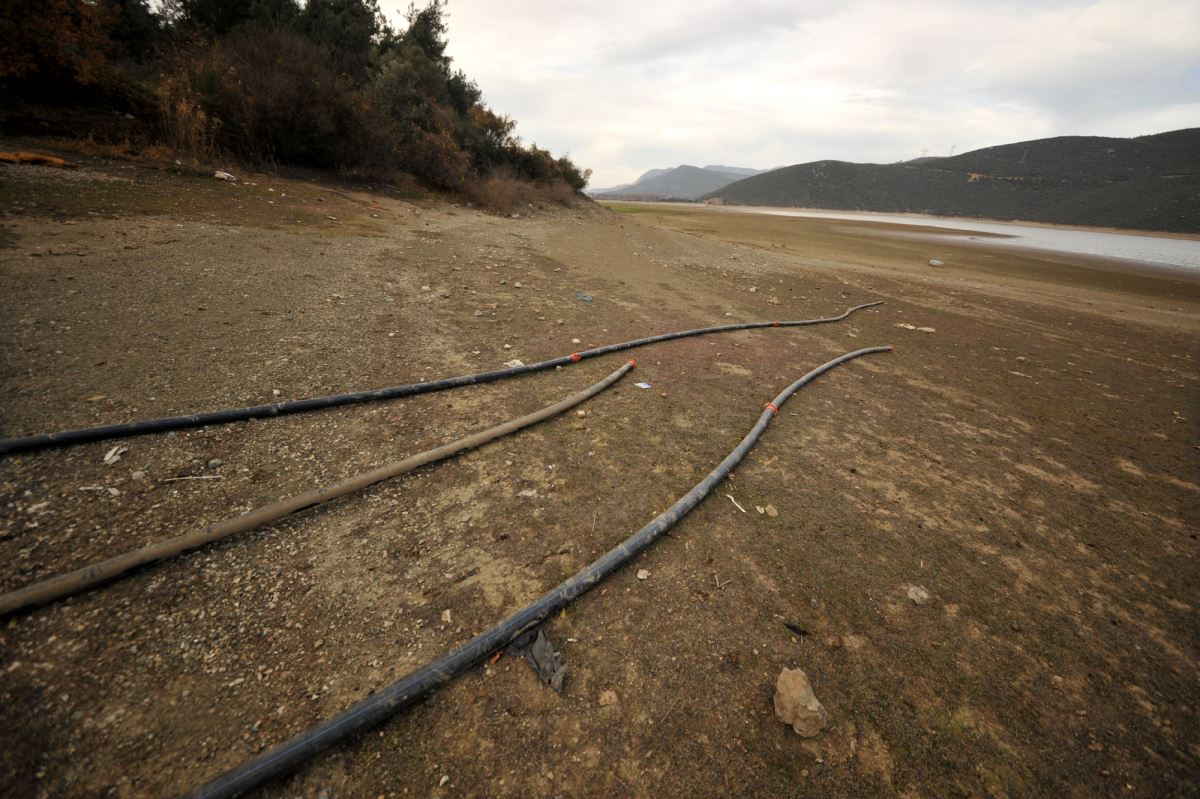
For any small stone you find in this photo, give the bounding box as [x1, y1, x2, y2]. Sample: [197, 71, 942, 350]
[917, 327, 936, 333]
[749, 286, 757, 293]
[907, 584, 931, 604]
[556, 319, 564, 325]
[207, 459, 223, 469]
[272, 389, 282, 397]
[599, 689, 618, 707]
[421, 285, 431, 291]
[571, 338, 582, 344]
[503, 344, 512, 350]
[131, 471, 146, 482]
[773, 668, 828, 737]
[756, 506, 765, 514]
[473, 309, 484, 317]
[441, 609, 451, 623]
[576, 410, 587, 418]
[636, 569, 650, 580]
[514, 281, 523, 288]
[765, 504, 779, 517]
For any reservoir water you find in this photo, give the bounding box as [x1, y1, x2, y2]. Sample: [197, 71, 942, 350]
[723, 206, 1200, 271]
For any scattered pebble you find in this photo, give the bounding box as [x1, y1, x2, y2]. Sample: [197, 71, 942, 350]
[765, 504, 779, 517]
[636, 569, 650, 580]
[599, 689, 618, 707]
[571, 338, 582, 344]
[773, 668, 828, 737]
[207, 458, 224, 469]
[441, 609, 452, 623]
[131, 470, 146, 481]
[907, 584, 931, 605]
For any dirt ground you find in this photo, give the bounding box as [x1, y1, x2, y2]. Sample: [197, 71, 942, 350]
[1, 151, 1197, 799]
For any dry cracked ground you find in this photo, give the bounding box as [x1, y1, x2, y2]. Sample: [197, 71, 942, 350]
[0, 149, 1197, 798]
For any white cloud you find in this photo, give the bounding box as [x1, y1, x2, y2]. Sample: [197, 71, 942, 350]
[381, 0, 1200, 187]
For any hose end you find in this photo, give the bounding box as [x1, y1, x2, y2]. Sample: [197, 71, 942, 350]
[627, 358, 637, 368]
[886, 344, 895, 352]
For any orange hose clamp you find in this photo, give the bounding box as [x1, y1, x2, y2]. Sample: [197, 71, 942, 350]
[765, 402, 779, 414]
[570, 353, 582, 362]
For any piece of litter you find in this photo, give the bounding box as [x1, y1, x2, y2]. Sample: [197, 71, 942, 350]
[514, 629, 566, 693]
[160, 475, 223, 482]
[928, 258, 945, 267]
[637, 569, 650, 580]
[80, 486, 120, 496]
[213, 170, 237, 182]
[503, 359, 524, 368]
[575, 291, 594, 302]
[634, 382, 652, 389]
[917, 327, 936, 333]
[439, 775, 449, 787]
[102, 445, 127, 465]
[894, 322, 916, 330]
[756, 506, 765, 514]
[726, 494, 748, 513]
[765, 504, 779, 517]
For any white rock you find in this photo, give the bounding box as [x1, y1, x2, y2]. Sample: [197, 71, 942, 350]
[907, 584, 931, 604]
[636, 569, 650, 580]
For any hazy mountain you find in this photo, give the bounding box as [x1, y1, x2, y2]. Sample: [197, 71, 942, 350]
[705, 129, 1200, 233]
[591, 164, 766, 200]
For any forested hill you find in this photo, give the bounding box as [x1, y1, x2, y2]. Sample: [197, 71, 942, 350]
[707, 129, 1200, 233]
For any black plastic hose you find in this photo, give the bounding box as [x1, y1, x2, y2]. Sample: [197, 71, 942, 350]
[0, 301, 883, 456]
[182, 344, 893, 799]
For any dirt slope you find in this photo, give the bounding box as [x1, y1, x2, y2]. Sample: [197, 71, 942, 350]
[1, 154, 1197, 798]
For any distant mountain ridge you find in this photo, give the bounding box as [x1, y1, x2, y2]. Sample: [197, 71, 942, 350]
[705, 129, 1200, 233]
[591, 164, 766, 200]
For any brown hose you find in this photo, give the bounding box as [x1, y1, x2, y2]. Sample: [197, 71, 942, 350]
[0, 360, 636, 616]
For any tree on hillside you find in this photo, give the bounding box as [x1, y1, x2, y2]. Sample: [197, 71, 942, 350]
[300, 0, 389, 82]
[164, 0, 298, 37]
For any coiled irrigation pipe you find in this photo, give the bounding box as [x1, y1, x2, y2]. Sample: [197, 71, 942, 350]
[0, 361, 636, 617]
[182, 344, 893, 799]
[0, 301, 883, 456]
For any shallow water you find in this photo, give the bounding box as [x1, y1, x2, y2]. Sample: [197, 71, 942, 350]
[726, 206, 1200, 270]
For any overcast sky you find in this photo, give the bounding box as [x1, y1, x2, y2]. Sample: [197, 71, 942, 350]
[380, 0, 1200, 188]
